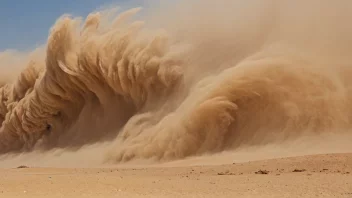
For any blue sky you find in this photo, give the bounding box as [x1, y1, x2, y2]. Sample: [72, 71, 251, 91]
[0, 0, 136, 51]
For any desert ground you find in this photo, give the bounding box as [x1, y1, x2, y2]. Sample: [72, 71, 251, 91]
[0, 153, 351, 198]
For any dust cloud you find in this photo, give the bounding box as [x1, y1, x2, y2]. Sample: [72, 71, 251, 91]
[0, 0, 352, 167]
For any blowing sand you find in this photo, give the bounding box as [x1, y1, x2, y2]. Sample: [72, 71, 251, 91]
[0, 0, 352, 197]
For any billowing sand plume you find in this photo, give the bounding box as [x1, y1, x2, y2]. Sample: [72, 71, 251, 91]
[0, 0, 352, 165]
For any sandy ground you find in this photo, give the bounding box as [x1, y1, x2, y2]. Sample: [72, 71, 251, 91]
[0, 153, 351, 198]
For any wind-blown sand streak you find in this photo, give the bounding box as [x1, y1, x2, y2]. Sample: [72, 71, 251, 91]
[0, 0, 351, 165]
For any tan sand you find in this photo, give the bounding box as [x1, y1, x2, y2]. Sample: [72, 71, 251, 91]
[1, 1, 352, 197]
[1, 153, 351, 198]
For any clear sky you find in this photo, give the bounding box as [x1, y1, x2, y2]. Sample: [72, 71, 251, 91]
[0, 0, 133, 51]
